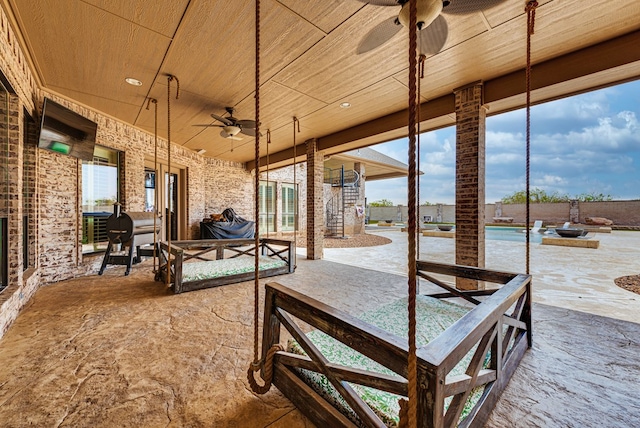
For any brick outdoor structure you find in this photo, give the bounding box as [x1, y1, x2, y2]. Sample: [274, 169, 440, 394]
[0, 84, 40, 338]
[455, 82, 486, 290]
[0, 1, 257, 337]
[306, 138, 324, 260]
[371, 200, 640, 227]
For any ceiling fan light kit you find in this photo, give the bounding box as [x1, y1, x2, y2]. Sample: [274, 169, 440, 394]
[398, 0, 443, 30]
[223, 125, 242, 136]
[194, 106, 258, 141]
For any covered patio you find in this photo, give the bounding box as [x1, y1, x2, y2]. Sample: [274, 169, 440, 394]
[0, 230, 638, 427]
[1, 0, 640, 426]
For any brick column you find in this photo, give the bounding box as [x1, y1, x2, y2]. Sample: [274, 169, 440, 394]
[6, 94, 23, 288]
[306, 139, 323, 259]
[569, 199, 579, 224]
[454, 82, 486, 290]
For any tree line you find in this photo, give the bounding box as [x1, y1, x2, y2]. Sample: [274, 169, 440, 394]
[368, 189, 614, 207]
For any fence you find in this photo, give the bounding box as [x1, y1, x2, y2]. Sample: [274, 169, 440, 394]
[368, 200, 640, 226]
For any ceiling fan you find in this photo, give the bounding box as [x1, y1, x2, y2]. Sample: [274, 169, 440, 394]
[194, 107, 258, 140]
[355, 0, 506, 55]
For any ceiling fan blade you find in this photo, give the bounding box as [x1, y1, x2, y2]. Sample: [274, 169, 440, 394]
[419, 15, 448, 55]
[193, 124, 222, 127]
[236, 119, 257, 128]
[220, 130, 242, 140]
[357, 16, 402, 54]
[442, 0, 507, 15]
[354, 0, 402, 5]
[211, 113, 233, 126]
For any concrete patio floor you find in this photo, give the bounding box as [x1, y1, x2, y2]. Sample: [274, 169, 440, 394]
[0, 230, 638, 427]
[319, 228, 640, 324]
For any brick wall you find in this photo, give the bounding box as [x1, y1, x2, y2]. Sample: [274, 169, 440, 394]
[0, 3, 253, 338]
[370, 200, 640, 226]
[37, 152, 81, 282]
[35, 94, 253, 282]
[490, 200, 640, 226]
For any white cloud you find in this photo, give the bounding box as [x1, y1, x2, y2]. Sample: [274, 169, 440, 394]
[366, 81, 640, 205]
[533, 175, 568, 187]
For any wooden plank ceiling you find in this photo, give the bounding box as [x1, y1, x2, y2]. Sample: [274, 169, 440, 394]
[3, 0, 640, 169]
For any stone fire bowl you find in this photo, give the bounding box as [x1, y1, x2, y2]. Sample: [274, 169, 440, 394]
[555, 228, 585, 238]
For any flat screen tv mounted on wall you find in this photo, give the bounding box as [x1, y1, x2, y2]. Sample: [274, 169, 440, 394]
[38, 98, 98, 162]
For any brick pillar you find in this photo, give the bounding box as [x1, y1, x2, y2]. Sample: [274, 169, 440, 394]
[306, 139, 323, 259]
[495, 201, 503, 218]
[454, 82, 486, 290]
[569, 199, 579, 224]
[6, 94, 24, 288]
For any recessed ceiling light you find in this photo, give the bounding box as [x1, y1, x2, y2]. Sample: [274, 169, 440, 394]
[125, 77, 143, 86]
[340, 102, 351, 108]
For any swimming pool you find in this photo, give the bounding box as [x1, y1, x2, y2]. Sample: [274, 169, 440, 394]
[485, 226, 543, 243]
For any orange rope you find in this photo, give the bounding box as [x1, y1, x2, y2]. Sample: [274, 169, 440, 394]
[525, 0, 538, 275]
[252, 0, 261, 367]
[406, 0, 419, 426]
[246, 0, 282, 396]
[247, 343, 283, 394]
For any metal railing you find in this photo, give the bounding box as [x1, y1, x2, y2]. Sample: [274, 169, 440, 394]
[324, 166, 360, 237]
[324, 166, 360, 188]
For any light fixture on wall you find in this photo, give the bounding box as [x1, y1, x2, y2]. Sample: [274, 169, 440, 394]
[196, 149, 206, 155]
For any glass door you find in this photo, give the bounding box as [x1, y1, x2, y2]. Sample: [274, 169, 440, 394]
[145, 162, 185, 241]
[165, 172, 178, 241]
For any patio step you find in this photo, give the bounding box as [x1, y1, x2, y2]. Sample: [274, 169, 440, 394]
[541, 236, 600, 249]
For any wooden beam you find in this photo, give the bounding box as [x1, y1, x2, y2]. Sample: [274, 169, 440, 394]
[248, 29, 640, 170]
[317, 94, 455, 151]
[485, 28, 640, 107]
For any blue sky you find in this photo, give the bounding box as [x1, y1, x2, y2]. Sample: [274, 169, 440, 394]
[366, 80, 640, 205]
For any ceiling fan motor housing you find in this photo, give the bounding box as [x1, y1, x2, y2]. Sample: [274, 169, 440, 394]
[398, 0, 443, 30]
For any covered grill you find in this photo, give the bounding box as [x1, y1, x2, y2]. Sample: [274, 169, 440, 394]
[99, 206, 160, 276]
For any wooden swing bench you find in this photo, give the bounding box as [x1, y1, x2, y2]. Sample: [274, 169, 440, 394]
[260, 261, 532, 427]
[156, 238, 295, 294]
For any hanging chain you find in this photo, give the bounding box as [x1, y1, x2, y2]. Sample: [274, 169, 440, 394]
[525, 1, 538, 275]
[146, 97, 158, 273]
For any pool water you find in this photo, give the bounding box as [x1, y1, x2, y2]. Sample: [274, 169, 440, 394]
[485, 226, 543, 243]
